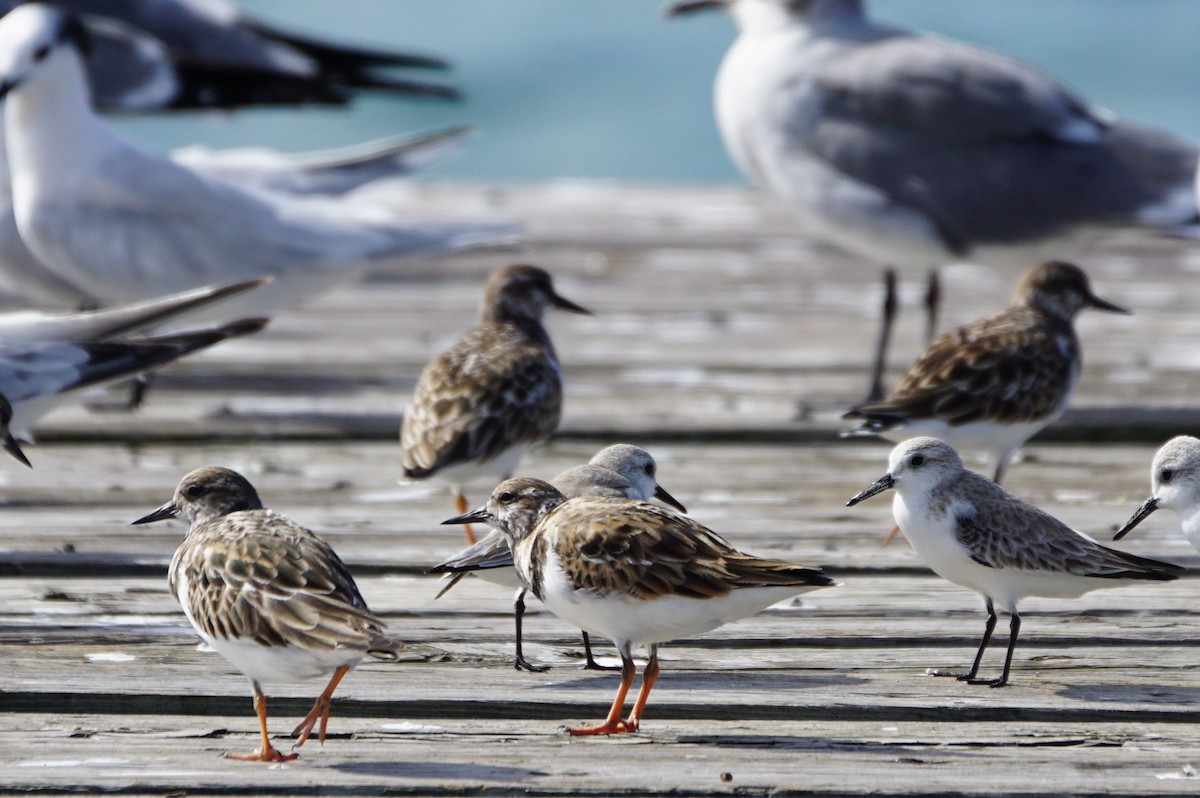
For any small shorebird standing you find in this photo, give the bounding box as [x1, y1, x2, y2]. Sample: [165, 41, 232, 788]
[444, 477, 833, 735]
[401, 264, 590, 544]
[429, 444, 687, 671]
[843, 261, 1129, 486]
[848, 437, 1183, 687]
[1114, 436, 1200, 553]
[133, 466, 403, 762]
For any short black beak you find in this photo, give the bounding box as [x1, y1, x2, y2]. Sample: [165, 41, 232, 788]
[2, 432, 31, 468]
[1113, 496, 1158, 541]
[847, 473, 896, 507]
[1088, 293, 1131, 314]
[442, 506, 491, 526]
[131, 501, 179, 525]
[665, 0, 728, 17]
[654, 484, 687, 513]
[551, 292, 592, 315]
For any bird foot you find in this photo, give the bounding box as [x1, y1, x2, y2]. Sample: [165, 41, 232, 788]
[225, 746, 297, 762]
[928, 669, 974, 681]
[567, 718, 638, 736]
[966, 677, 1009, 688]
[582, 658, 623, 672]
[514, 655, 551, 673]
[290, 699, 330, 748]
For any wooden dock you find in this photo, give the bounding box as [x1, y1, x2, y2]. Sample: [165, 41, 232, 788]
[2, 183, 1200, 796]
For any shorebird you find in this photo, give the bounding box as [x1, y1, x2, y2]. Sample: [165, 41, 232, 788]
[843, 262, 1129, 486]
[429, 444, 687, 671]
[1114, 436, 1200, 553]
[666, 0, 1197, 398]
[133, 466, 404, 762]
[401, 264, 590, 544]
[0, 5, 512, 311]
[848, 437, 1183, 687]
[445, 478, 834, 735]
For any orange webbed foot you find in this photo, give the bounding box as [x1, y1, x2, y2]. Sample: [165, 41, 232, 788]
[225, 746, 297, 762]
[566, 718, 637, 736]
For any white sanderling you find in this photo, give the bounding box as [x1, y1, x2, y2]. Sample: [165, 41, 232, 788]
[848, 437, 1183, 687]
[1114, 436, 1200, 553]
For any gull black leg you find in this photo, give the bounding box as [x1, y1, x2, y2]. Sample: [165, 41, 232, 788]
[969, 612, 1020, 688]
[923, 268, 941, 343]
[864, 267, 898, 403]
[932, 600, 996, 681]
[513, 588, 549, 673]
[581, 631, 622, 671]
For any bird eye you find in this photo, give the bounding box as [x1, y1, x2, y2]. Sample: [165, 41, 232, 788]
[1160, 468, 1174, 484]
[185, 484, 207, 499]
[910, 455, 926, 467]
[497, 491, 515, 504]
[644, 464, 655, 475]
[32, 44, 49, 62]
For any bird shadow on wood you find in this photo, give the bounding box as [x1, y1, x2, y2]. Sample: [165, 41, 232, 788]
[1056, 683, 1200, 705]
[535, 671, 866, 691]
[330, 760, 548, 781]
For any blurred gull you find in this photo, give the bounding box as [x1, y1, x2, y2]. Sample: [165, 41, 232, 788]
[668, 0, 1199, 395]
[0, 5, 514, 312]
[0, 0, 459, 109]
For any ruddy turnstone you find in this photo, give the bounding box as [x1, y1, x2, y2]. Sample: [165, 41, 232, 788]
[848, 437, 1182, 687]
[666, 0, 1195, 398]
[429, 444, 687, 671]
[844, 262, 1128, 486]
[401, 263, 590, 543]
[133, 466, 403, 762]
[444, 478, 833, 735]
[1114, 436, 1200, 552]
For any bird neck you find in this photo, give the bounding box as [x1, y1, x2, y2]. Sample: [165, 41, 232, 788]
[6, 49, 112, 192]
[732, 0, 865, 36]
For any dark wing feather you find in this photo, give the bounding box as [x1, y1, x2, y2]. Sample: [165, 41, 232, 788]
[548, 499, 833, 601]
[952, 478, 1183, 580]
[401, 324, 562, 476]
[171, 511, 389, 651]
[788, 35, 1197, 247]
[846, 307, 1074, 427]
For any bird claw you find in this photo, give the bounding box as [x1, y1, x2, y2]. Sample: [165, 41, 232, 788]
[514, 655, 551, 673]
[567, 718, 638, 736]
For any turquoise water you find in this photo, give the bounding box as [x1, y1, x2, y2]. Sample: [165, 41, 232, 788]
[115, 1, 1200, 183]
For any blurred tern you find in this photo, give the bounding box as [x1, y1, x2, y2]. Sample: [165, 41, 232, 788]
[0, 5, 513, 311]
[0, 316, 267, 457]
[0, 0, 459, 109]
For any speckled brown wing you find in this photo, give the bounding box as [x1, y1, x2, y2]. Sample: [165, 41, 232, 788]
[170, 510, 390, 651]
[848, 307, 1076, 427]
[545, 498, 833, 601]
[400, 324, 562, 477]
[952, 476, 1183, 580]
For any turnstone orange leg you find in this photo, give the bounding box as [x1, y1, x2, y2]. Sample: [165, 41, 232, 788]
[292, 664, 350, 748]
[567, 652, 637, 736]
[623, 646, 661, 731]
[455, 491, 477, 544]
[226, 687, 297, 762]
